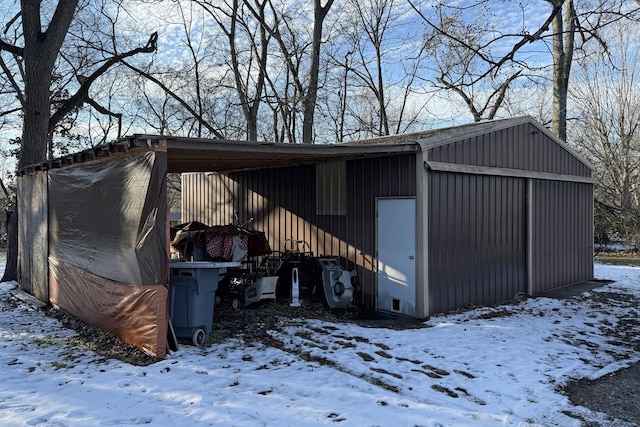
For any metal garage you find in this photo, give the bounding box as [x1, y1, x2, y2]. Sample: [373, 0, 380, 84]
[181, 116, 595, 318]
[16, 115, 594, 358]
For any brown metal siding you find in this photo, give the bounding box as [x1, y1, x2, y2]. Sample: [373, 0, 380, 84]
[428, 123, 591, 177]
[530, 181, 594, 293]
[428, 172, 527, 314]
[181, 154, 417, 307]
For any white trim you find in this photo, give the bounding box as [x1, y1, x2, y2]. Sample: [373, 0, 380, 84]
[415, 153, 430, 319]
[425, 161, 597, 184]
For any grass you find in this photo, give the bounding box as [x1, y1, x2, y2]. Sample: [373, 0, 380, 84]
[595, 253, 640, 267]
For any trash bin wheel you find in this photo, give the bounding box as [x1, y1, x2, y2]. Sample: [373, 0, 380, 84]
[192, 328, 206, 346]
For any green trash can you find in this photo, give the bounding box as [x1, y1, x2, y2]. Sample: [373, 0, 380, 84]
[168, 261, 238, 346]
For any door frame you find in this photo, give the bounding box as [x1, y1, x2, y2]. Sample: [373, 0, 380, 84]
[375, 197, 417, 317]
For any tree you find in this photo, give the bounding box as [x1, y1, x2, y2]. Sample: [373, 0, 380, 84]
[409, 1, 560, 124]
[409, 0, 640, 140]
[570, 22, 640, 242]
[246, 0, 334, 143]
[327, 0, 429, 138]
[416, 3, 526, 122]
[0, 1, 158, 281]
[195, 0, 270, 141]
[548, 0, 574, 142]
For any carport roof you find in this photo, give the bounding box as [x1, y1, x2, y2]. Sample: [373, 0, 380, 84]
[152, 135, 420, 173]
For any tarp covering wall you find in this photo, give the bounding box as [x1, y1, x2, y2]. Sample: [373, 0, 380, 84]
[48, 151, 168, 358]
[48, 152, 167, 285]
[49, 258, 168, 357]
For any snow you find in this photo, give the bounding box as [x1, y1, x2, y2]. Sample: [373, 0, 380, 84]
[1, 257, 639, 426]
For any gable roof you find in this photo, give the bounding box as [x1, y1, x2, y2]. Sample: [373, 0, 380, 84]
[18, 116, 591, 176]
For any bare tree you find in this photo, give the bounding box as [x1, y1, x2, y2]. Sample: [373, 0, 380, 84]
[246, 0, 334, 143]
[571, 22, 640, 241]
[410, 1, 556, 123]
[410, 0, 640, 140]
[195, 0, 270, 141]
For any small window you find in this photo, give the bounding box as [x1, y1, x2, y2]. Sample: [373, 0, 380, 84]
[316, 161, 346, 216]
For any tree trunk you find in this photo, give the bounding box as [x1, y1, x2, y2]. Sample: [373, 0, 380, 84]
[302, 0, 334, 144]
[21, 69, 52, 168]
[550, 0, 575, 142]
[1, 209, 17, 282]
[2, 1, 79, 285]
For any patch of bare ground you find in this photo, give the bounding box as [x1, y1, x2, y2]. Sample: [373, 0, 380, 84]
[562, 362, 640, 426]
[43, 306, 160, 366]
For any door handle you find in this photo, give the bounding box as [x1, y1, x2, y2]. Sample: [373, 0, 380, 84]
[409, 255, 415, 260]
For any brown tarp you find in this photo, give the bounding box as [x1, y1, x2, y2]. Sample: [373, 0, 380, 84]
[48, 152, 167, 285]
[47, 151, 168, 358]
[49, 258, 167, 358]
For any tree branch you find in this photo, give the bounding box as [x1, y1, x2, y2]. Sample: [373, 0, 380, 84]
[85, 97, 122, 139]
[0, 177, 10, 198]
[49, 32, 158, 131]
[0, 55, 25, 107]
[0, 40, 23, 56]
[120, 59, 225, 139]
[0, 106, 22, 118]
[409, 0, 562, 86]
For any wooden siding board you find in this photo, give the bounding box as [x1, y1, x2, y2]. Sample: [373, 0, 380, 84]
[18, 172, 49, 301]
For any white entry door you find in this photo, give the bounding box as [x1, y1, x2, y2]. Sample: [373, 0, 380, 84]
[376, 198, 416, 316]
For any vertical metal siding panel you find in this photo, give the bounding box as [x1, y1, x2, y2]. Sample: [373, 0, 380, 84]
[427, 173, 437, 312]
[428, 172, 527, 313]
[204, 173, 210, 223]
[519, 125, 527, 170]
[461, 174, 470, 305]
[528, 130, 536, 172]
[474, 175, 483, 303]
[275, 168, 283, 253]
[430, 172, 441, 312]
[365, 159, 375, 307]
[473, 136, 482, 167]
[530, 180, 594, 294]
[506, 127, 513, 169]
[181, 174, 189, 222]
[487, 176, 496, 304]
[214, 173, 220, 225]
[446, 173, 456, 310]
[353, 160, 364, 304]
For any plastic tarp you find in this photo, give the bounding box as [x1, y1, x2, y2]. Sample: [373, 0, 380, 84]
[48, 151, 168, 358]
[49, 258, 168, 358]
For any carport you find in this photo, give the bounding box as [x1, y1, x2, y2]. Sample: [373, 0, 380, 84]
[17, 134, 417, 358]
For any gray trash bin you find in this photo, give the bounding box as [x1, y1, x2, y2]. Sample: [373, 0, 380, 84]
[168, 261, 239, 346]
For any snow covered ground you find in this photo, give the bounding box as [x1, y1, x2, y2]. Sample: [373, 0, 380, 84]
[1, 257, 639, 426]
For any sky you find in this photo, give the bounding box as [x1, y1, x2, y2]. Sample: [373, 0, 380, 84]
[0, 0, 582, 185]
[0, 258, 639, 426]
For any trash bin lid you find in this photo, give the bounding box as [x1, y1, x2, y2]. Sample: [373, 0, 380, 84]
[170, 261, 241, 269]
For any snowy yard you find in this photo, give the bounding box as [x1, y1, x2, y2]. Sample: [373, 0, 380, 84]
[1, 258, 639, 426]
